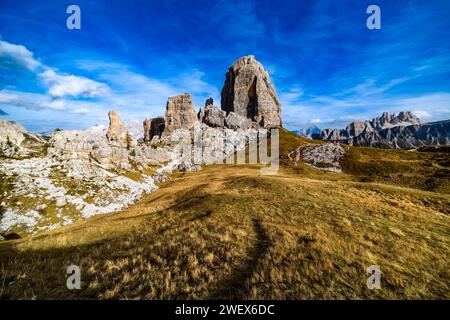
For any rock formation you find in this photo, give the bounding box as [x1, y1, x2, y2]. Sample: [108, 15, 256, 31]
[288, 143, 346, 172]
[221, 55, 282, 128]
[0, 119, 46, 157]
[144, 117, 165, 142]
[106, 110, 128, 144]
[224, 112, 252, 130]
[163, 93, 197, 136]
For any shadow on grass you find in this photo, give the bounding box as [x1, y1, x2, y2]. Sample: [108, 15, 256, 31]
[207, 218, 269, 299]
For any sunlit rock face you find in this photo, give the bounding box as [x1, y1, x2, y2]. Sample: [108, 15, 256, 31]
[106, 110, 128, 144]
[163, 93, 197, 137]
[221, 55, 282, 129]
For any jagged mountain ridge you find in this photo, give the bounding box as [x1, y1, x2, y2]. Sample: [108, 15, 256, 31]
[314, 111, 449, 149]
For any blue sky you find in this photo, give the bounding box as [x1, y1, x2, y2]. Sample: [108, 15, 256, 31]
[0, 0, 449, 132]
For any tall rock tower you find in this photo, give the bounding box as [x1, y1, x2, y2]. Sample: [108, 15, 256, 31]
[162, 93, 197, 137]
[221, 55, 282, 128]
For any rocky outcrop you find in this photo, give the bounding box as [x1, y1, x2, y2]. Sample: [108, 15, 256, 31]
[106, 110, 128, 144]
[163, 93, 197, 137]
[221, 55, 282, 128]
[144, 117, 165, 142]
[289, 143, 346, 172]
[0, 120, 26, 153]
[224, 112, 252, 130]
[198, 98, 253, 130]
[198, 98, 227, 128]
[0, 119, 46, 157]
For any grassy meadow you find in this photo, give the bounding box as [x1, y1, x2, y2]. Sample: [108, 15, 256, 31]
[0, 130, 449, 299]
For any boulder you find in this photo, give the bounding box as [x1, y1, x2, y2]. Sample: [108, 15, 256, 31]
[198, 103, 226, 128]
[163, 93, 197, 136]
[205, 97, 214, 107]
[221, 55, 282, 128]
[225, 112, 252, 130]
[289, 143, 346, 172]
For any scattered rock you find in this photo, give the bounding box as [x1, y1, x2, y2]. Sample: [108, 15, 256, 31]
[289, 143, 346, 172]
[55, 197, 67, 208]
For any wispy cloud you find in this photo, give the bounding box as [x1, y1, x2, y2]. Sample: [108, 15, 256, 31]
[39, 69, 109, 98]
[0, 39, 41, 71]
[0, 40, 219, 126]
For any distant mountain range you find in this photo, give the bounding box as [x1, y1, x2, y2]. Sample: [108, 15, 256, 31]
[293, 125, 321, 138]
[313, 111, 449, 149]
[0, 109, 9, 116]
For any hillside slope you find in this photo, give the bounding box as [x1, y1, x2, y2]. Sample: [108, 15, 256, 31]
[0, 130, 449, 299]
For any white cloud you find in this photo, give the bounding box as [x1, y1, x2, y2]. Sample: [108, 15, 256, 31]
[39, 69, 109, 98]
[77, 60, 219, 119]
[310, 118, 322, 124]
[340, 77, 410, 97]
[411, 110, 431, 119]
[0, 91, 19, 103]
[281, 91, 450, 129]
[0, 40, 41, 71]
[0, 90, 67, 110]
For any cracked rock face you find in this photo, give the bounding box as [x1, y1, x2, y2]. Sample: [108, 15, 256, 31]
[221, 55, 282, 129]
[163, 93, 197, 137]
[143, 117, 165, 142]
[198, 104, 226, 128]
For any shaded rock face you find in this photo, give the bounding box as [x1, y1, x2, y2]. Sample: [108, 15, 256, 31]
[163, 93, 197, 137]
[143, 117, 165, 142]
[205, 97, 214, 107]
[221, 55, 282, 128]
[106, 110, 128, 144]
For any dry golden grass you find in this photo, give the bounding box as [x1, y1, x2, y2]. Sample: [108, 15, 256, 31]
[0, 130, 449, 299]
